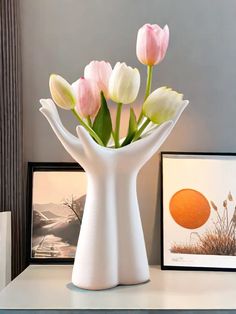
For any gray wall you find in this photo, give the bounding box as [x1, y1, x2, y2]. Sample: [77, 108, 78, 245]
[20, 0, 236, 264]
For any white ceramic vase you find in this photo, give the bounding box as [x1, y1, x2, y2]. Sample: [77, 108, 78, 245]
[40, 98, 188, 290]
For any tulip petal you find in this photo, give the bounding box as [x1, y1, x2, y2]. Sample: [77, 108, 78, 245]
[143, 86, 187, 124]
[49, 74, 76, 110]
[136, 23, 170, 66]
[84, 60, 112, 98]
[73, 78, 100, 118]
[109, 62, 140, 104]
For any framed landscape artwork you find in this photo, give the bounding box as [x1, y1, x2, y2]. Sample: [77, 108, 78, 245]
[27, 162, 87, 263]
[161, 152, 236, 271]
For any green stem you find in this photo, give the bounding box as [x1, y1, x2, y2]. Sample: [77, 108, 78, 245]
[86, 116, 92, 128]
[145, 65, 153, 100]
[132, 118, 151, 142]
[137, 65, 153, 124]
[114, 102, 123, 148]
[111, 130, 115, 143]
[71, 108, 104, 146]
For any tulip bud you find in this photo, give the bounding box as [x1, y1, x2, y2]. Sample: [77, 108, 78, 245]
[84, 61, 112, 99]
[49, 74, 76, 110]
[142, 87, 184, 124]
[72, 77, 100, 118]
[136, 24, 169, 66]
[109, 62, 140, 104]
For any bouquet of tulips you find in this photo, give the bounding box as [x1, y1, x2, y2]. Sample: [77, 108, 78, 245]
[47, 23, 184, 148]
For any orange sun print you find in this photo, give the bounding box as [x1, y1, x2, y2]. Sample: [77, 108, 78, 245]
[169, 189, 211, 229]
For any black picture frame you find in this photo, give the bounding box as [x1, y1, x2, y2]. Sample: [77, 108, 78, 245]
[161, 152, 236, 271]
[26, 162, 86, 264]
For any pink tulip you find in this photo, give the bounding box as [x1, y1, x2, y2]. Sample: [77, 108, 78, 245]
[136, 24, 169, 66]
[72, 78, 100, 118]
[84, 61, 112, 98]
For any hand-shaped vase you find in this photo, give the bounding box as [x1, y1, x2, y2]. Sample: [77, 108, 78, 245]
[40, 99, 188, 290]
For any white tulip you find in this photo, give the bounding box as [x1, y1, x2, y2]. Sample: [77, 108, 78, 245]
[109, 62, 140, 104]
[142, 86, 185, 124]
[49, 74, 76, 110]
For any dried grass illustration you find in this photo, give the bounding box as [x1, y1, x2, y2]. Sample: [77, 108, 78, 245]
[170, 191, 236, 255]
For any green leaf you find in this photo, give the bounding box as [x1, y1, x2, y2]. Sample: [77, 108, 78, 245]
[92, 92, 112, 146]
[121, 107, 137, 147]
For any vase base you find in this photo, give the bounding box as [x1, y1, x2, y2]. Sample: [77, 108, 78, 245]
[73, 279, 150, 291]
[71, 277, 150, 291]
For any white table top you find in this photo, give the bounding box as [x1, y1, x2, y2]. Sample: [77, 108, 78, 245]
[0, 265, 236, 310]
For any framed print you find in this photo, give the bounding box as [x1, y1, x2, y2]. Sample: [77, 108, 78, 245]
[27, 162, 87, 264]
[161, 152, 236, 271]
